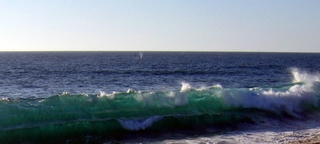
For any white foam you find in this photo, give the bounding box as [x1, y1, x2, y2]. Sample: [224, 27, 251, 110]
[98, 91, 118, 99]
[180, 82, 191, 93]
[118, 116, 163, 131]
[291, 67, 320, 84]
[212, 84, 223, 89]
[81, 93, 89, 97]
[126, 88, 135, 93]
[195, 84, 223, 91]
[132, 83, 195, 107]
[222, 69, 320, 116]
[0, 97, 10, 101]
[59, 92, 70, 96]
[132, 69, 320, 116]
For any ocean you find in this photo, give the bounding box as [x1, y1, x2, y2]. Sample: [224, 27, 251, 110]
[1, 52, 320, 143]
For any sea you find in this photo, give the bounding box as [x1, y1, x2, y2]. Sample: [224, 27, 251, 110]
[1, 52, 320, 144]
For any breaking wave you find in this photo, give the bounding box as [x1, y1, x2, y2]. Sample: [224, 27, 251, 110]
[0, 68, 319, 143]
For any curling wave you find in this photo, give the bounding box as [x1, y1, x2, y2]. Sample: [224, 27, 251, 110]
[0, 68, 319, 143]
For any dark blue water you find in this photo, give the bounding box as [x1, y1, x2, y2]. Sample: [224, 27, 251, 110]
[1, 52, 319, 98]
[1, 52, 320, 143]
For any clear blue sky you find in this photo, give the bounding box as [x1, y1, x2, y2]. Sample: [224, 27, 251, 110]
[0, 0, 319, 52]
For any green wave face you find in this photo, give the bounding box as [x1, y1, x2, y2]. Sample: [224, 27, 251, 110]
[0, 82, 319, 143]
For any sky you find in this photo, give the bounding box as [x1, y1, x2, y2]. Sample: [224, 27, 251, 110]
[0, 0, 319, 52]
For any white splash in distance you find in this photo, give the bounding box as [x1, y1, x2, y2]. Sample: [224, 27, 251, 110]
[139, 52, 143, 59]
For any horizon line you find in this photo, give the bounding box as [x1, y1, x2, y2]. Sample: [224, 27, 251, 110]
[0, 50, 319, 54]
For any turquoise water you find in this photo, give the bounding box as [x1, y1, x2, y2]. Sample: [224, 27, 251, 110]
[1, 75, 320, 143]
[0, 52, 320, 143]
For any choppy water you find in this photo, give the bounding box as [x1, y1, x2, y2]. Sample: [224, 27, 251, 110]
[0, 52, 320, 143]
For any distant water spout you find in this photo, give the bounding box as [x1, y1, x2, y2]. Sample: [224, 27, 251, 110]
[139, 52, 143, 59]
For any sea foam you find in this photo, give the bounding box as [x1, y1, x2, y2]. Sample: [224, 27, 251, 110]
[222, 68, 320, 116]
[118, 116, 163, 131]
